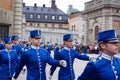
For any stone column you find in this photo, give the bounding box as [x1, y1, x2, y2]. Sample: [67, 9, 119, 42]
[13, 0, 23, 40]
[101, 16, 106, 31]
[84, 17, 88, 44]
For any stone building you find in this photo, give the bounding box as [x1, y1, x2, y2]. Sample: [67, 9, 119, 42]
[83, 0, 120, 44]
[68, 12, 84, 44]
[22, 0, 79, 44]
[0, 0, 23, 39]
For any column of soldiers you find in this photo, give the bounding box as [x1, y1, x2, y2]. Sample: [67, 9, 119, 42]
[0, 29, 120, 80]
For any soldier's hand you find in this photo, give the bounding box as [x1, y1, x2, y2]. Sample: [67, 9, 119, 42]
[60, 60, 67, 67]
[12, 77, 17, 80]
[89, 57, 94, 61]
[48, 75, 52, 80]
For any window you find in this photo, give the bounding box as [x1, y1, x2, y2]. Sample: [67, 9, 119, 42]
[37, 23, 40, 27]
[45, 15, 48, 19]
[30, 14, 33, 18]
[37, 15, 40, 19]
[30, 23, 33, 26]
[59, 16, 62, 20]
[71, 25, 76, 30]
[59, 24, 63, 28]
[0, 26, 9, 38]
[52, 15, 55, 20]
[44, 23, 48, 27]
[52, 23, 54, 28]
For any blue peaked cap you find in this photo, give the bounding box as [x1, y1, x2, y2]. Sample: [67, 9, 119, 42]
[30, 30, 41, 38]
[12, 35, 18, 40]
[63, 34, 73, 41]
[98, 29, 119, 43]
[4, 36, 12, 43]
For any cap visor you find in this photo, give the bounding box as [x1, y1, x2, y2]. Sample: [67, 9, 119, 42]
[107, 40, 120, 43]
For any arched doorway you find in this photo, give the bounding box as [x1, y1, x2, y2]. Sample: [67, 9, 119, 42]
[94, 26, 99, 41]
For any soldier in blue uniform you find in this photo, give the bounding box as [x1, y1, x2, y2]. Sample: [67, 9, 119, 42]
[77, 29, 120, 80]
[11, 35, 23, 57]
[13, 30, 66, 80]
[49, 34, 92, 80]
[0, 36, 19, 80]
[45, 42, 52, 54]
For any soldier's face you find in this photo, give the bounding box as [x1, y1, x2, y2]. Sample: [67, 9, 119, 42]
[65, 40, 73, 48]
[12, 40, 18, 44]
[101, 42, 119, 56]
[31, 38, 41, 47]
[5, 43, 12, 50]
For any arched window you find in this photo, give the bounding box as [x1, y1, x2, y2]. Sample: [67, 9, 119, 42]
[94, 26, 99, 40]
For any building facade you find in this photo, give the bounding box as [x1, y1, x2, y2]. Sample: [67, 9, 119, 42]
[22, 0, 79, 44]
[0, 0, 23, 39]
[84, 0, 120, 44]
[68, 12, 84, 44]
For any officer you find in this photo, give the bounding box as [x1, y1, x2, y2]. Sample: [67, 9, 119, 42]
[12, 30, 66, 80]
[0, 36, 19, 80]
[49, 34, 92, 80]
[11, 35, 23, 57]
[77, 29, 120, 80]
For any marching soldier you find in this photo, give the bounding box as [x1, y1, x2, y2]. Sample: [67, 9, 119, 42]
[12, 30, 66, 80]
[0, 36, 19, 80]
[49, 34, 93, 80]
[11, 35, 23, 57]
[77, 29, 120, 80]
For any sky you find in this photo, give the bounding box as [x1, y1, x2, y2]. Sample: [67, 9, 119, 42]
[23, 0, 92, 13]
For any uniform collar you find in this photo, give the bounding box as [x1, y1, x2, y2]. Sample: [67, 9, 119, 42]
[64, 46, 70, 51]
[101, 53, 113, 60]
[31, 45, 40, 50]
[5, 49, 11, 52]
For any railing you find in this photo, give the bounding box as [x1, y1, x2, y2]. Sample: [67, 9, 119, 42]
[0, 8, 13, 24]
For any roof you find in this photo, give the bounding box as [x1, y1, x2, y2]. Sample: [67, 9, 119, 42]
[23, 5, 68, 23]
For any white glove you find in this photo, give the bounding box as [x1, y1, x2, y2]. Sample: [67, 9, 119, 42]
[12, 77, 17, 80]
[22, 66, 26, 74]
[60, 60, 67, 67]
[48, 75, 52, 80]
[89, 57, 94, 61]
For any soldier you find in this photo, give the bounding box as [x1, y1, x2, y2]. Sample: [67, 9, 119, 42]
[11, 35, 23, 57]
[77, 29, 120, 80]
[0, 36, 19, 80]
[12, 30, 66, 80]
[49, 34, 93, 80]
[45, 42, 52, 54]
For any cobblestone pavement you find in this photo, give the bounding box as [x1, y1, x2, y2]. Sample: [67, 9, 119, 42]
[17, 53, 120, 80]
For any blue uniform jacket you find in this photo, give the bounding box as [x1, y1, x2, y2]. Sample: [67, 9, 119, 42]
[14, 46, 61, 80]
[46, 45, 52, 54]
[78, 53, 120, 80]
[0, 43, 5, 50]
[0, 49, 19, 80]
[12, 43, 23, 57]
[50, 47, 90, 80]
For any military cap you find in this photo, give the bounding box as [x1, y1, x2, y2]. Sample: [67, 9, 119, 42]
[98, 29, 119, 43]
[12, 35, 18, 40]
[63, 34, 73, 41]
[30, 30, 41, 38]
[4, 36, 12, 43]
